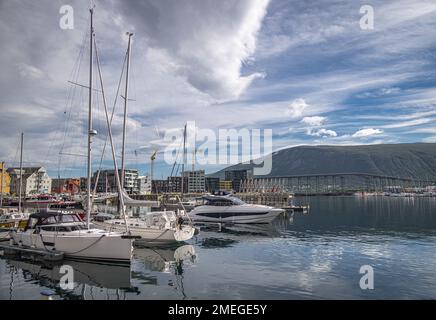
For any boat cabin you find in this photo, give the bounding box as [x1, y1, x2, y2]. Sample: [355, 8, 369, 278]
[200, 195, 246, 207]
[25, 211, 86, 232]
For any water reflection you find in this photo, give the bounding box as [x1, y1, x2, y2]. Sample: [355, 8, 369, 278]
[134, 245, 196, 273]
[292, 196, 436, 231]
[194, 217, 290, 249]
[1, 196, 436, 299]
[1, 257, 131, 300]
[132, 245, 196, 299]
[0, 243, 197, 300]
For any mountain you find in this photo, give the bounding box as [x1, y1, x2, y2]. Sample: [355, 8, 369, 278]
[210, 143, 436, 180]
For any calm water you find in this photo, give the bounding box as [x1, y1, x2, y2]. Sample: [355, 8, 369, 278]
[1, 196, 436, 300]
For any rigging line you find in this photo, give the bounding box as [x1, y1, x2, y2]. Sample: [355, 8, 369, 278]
[47, 29, 88, 168]
[58, 30, 88, 152]
[170, 137, 184, 179]
[9, 136, 21, 166]
[57, 32, 89, 176]
[93, 49, 128, 195]
[94, 37, 129, 232]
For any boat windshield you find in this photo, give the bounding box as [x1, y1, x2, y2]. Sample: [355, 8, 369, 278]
[203, 196, 246, 206]
[39, 224, 88, 232]
[39, 214, 82, 225]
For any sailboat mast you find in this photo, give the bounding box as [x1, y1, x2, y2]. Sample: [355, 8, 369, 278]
[181, 124, 187, 196]
[121, 32, 133, 190]
[0, 161, 4, 208]
[86, 8, 95, 229]
[18, 132, 23, 213]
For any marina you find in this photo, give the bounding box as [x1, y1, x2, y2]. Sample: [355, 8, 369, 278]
[1, 0, 436, 304]
[1, 196, 436, 300]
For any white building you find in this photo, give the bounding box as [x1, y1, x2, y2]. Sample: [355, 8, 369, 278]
[136, 176, 152, 195]
[93, 169, 139, 194]
[8, 167, 52, 196]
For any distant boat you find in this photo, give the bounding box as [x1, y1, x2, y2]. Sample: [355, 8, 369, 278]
[188, 195, 284, 224]
[24, 194, 61, 209]
[0, 209, 28, 240]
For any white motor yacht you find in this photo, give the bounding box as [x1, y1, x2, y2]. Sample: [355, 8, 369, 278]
[93, 211, 196, 245]
[188, 195, 284, 224]
[10, 211, 133, 264]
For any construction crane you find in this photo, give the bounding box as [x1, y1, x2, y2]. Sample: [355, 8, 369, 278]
[150, 150, 157, 181]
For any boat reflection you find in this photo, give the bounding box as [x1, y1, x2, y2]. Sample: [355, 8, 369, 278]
[134, 244, 196, 273]
[2, 256, 132, 299]
[132, 244, 196, 299]
[194, 214, 293, 249]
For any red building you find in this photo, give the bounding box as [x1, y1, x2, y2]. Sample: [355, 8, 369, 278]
[51, 178, 81, 195]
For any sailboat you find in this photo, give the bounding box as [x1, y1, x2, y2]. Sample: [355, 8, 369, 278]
[10, 8, 133, 264]
[91, 32, 197, 245]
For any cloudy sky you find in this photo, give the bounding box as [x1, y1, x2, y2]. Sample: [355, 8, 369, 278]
[0, 0, 435, 179]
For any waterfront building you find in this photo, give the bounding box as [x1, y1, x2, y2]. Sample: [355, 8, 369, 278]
[219, 180, 233, 192]
[152, 179, 169, 194]
[225, 169, 252, 193]
[93, 169, 139, 194]
[7, 167, 52, 195]
[182, 170, 206, 193]
[0, 162, 11, 195]
[137, 175, 152, 195]
[51, 178, 80, 195]
[205, 177, 220, 193]
[168, 176, 182, 193]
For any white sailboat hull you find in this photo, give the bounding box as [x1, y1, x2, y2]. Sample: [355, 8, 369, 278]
[93, 220, 195, 244]
[11, 229, 133, 264]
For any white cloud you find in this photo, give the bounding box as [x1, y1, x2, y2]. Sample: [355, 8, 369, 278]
[119, 0, 270, 100]
[17, 63, 45, 80]
[301, 116, 326, 126]
[381, 118, 433, 129]
[356, 87, 401, 98]
[308, 128, 337, 138]
[287, 98, 308, 118]
[352, 128, 383, 137]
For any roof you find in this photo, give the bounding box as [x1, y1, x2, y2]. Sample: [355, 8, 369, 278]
[7, 167, 45, 178]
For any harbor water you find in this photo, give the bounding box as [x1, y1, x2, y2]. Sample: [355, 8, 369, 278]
[1, 196, 436, 300]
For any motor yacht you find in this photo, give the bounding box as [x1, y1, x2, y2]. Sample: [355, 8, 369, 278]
[187, 195, 284, 224]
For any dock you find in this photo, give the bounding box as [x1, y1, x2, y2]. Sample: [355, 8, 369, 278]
[0, 242, 64, 262]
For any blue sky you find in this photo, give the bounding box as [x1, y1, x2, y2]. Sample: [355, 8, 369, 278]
[0, 0, 435, 179]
